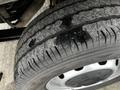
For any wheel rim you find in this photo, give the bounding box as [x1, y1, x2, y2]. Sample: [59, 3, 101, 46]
[46, 59, 120, 90]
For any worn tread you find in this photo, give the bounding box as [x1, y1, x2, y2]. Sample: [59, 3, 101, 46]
[15, 0, 120, 90]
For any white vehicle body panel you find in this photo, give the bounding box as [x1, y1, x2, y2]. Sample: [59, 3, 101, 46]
[0, 0, 17, 5]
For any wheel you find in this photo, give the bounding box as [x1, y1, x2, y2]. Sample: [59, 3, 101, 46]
[15, 0, 120, 90]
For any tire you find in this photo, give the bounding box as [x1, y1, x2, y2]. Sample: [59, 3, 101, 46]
[15, 0, 120, 90]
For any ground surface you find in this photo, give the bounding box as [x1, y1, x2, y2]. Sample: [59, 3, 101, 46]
[0, 40, 17, 90]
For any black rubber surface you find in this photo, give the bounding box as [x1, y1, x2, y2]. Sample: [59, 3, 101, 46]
[15, 0, 120, 90]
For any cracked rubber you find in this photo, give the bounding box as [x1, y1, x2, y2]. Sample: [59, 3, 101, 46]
[15, 0, 120, 90]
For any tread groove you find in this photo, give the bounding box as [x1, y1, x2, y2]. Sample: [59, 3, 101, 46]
[72, 39, 79, 51]
[97, 31, 100, 46]
[43, 50, 50, 65]
[68, 35, 73, 54]
[28, 61, 36, 71]
[50, 48, 57, 59]
[110, 27, 117, 42]
[36, 55, 47, 68]
[20, 69, 25, 79]
[101, 30, 107, 43]
[20, 62, 28, 77]
[54, 46, 62, 58]
[32, 58, 40, 68]
[20, 68, 27, 77]
[82, 37, 88, 48]
[117, 26, 120, 31]
[105, 28, 112, 44]
[60, 40, 68, 56]
[46, 50, 54, 63]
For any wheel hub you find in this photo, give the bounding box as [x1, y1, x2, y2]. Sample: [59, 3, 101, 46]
[46, 59, 120, 90]
[66, 69, 113, 87]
